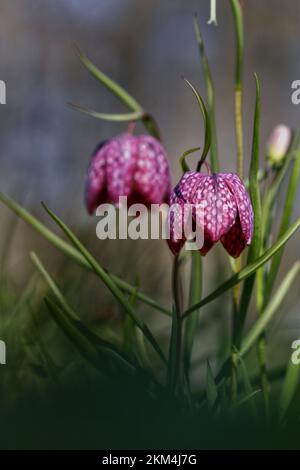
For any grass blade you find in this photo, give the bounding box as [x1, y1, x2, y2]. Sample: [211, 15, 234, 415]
[230, 0, 244, 178]
[261, 131, 300, 247]
[236, 390, 261, 409]
[240, 262, 300, 357]
[167, 255, 183, 393]
[68, 103, 144, 122]
[235, 73, 262, 345]
[206, 360, 218, 409]
[41, 203, 166, 365]
[0, 193, 170, 316]
[183, 78, 211, 167]
[75, 46, 161, 139]
[45, 298, 133, 376]
[233, 347, 258, 417]
[211, 262, 299, 393]
[279, 340, 300, 420]
[183, 216, 300, 319]
[230, 0, 244, 88]
[167, 306, 180, 392]
[75, 46, 142, 112]
[183, 251, 202, 380]
[31, 252, 138, 372]
[264, 145, 300, 303]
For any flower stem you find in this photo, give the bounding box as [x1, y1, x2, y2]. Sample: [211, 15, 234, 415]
[256, 269, 270, 421]
[235, 88, 244, 179]
[169, 255, 183, 394]
[231, 275, 240, 403]
[194, 15, 219, 172]
[230, 348, 238, 404]
[230, 0, 244, 401]
[230, 0, 244, 179]
[257, 333, 270, 422]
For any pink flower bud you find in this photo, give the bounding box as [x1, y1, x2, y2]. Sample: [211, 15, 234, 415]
[267, 125, 291, 165]
[168, 171, 253, 258]
[85, 133, 171, 214]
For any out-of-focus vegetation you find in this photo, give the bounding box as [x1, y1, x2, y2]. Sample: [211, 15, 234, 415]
[1, 0, 300, 450]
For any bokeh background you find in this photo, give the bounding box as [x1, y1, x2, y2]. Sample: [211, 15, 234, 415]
[0, 0, 300, 393]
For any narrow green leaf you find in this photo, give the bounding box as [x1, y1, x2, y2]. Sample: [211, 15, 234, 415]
[206, 360, 218, 409]
[235, 74, 262, 345]
[184, 78, 211, 167]
[0, 210, 19, 275]
[261, 131, 300, 247]
[31, 252, 76, 318]
[233, 346, 257, 417]
[167, 255, 183, 393]
[240, 262, 300, 357]
[41, 203, 166, 365]
[0, 193, 170, 316]
[183, 217, 300, 319]
[75, 46, 161, 139]
[75, 46, 142, 112]
[244, 168, 268, 190]
[31, 252, 137, 372]
[123, 281, 139, 356]
[45, 298, 133, 376]
[193, 14, 219, 172]
[68, 103, 144, 122]
[264, 145, 300, 303]
[248, 73, 262, 259]
[236, 390, 261, 409]
[28, 308, 61, 385]
[279, 340, 300, 420]
[230, 0, 244, 178]
[180, 147, 201, 172]
[9, 274, 38, 318]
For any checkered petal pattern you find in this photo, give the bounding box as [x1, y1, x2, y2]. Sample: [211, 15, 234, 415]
[167, 171, 253, 258]
[85, 133, 171, 214]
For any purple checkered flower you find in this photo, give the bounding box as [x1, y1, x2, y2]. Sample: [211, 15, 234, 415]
[85, 132, 171, 213]
[168, 171, 254, 258]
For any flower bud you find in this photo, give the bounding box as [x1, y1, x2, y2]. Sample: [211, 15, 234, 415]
[267, 125, 291, 166]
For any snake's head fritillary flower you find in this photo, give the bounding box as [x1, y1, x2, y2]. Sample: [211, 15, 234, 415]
[168, 171, 253, 258]
[85, 133, 171, 214]
[267, 124, 291, 166]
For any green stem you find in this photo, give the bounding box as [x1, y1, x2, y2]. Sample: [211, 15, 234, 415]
[230, 0, 245, 398]
[235, 88, 244, 178]
[0, 193, 171, 316]
[183, 251, 202, 384]
[230, 0, 244, 179]
[182, 215, 300, 318]
[257, 333, 270, 421]
[75, 46, 161, 139]
[255, 137, 300, 419]
[194, 15, 219, 172]
[169, 255, 183, 394]
[264, 146, 300, 303]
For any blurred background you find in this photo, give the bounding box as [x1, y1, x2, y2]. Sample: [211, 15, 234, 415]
[1, 0, 300, 212]
[0, 0, 300, 411]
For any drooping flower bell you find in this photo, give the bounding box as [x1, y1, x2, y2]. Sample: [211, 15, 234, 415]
[85, 132, 171, 214]
[168, 170, 253, 258]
